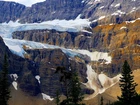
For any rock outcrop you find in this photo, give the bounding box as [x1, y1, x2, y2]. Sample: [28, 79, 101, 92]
[0, 36, 91, 97]
[12, 19, 140, 76]
[20, 0, 84, 23]
[0, 1, 25, 23]
[0, 0, 140, 24]
[24, 48, 89, 96]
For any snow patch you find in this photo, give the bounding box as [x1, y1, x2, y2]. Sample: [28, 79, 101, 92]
[10, 74, 18, 90]
[92, 19, 98, 23]
[120, 26, 127, 30]
[10, 74, 18, 81]
[130, 20, 136, 23]
[12, 81, 18, 90]
[114, 3, 120, 7]
[99, 6, 104, 9]
[72, 50, 112, 64]
[109, 23, 114, 25]
[130, 7, 136, 13]
[111, 10, 125, 16]
[82, 30, 92, 34]
[81, 0, 85, 3]
[98, 16, 105, 20]
[95, 0, 100, 2]
[41, 93, 53, 101]
[35, 75, 41, 84]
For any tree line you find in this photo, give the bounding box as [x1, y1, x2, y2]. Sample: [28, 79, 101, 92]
[0, 54, 139, 105]
[55, 66, 85, 105]
[54, 60, 140, 105]
[109, 60, 140, 105]
[0, 55, 11, 105]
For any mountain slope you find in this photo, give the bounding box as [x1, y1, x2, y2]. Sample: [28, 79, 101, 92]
[0, 0, 140, 105]
[0, 0, 140, 24]
[0, 1, 25, 23]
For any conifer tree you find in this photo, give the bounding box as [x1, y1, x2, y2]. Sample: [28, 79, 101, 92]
[100, 96, 103, 105]
[118, 60, 137, 105]
[0, 54, 11, 105]
[55, 66, 72, 105]
[68, 72, 85, 105]
[55, 67, 85, 105]
[55, 90, 60, 105]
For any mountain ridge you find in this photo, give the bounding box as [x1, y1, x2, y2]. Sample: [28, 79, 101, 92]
[0, 0, 140, 24]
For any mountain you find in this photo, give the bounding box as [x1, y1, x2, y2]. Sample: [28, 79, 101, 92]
[0, 1, 25, 23]
[0, 0, 140, 23]
[0, 0, 140, 105]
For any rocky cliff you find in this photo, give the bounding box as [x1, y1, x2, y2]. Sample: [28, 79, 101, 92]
[12, 19, 140, 76]
[0, 36, 92, 98]
[0, 0, 140, 24]
[20, 0, 84, 23]
[0, 1, 25, 23]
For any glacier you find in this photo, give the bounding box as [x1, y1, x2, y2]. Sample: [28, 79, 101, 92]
[0, 18, 90, 38]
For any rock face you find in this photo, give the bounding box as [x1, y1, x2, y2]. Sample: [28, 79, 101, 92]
[0, 0, 140, 24]
[82, 0, 140, 20]
[20, 0, 84, 23]
[12, 29, 103, 50]
[0, 1, 25, 23]
[24, 48, 88, 96]
[90, 8, 140, 27]
[12, 19, 140, 51]
[12, 29, 77, 49]
[12, 19, 140, 76]
[0, 36, 89, 97]
[0, 37, 40, 96]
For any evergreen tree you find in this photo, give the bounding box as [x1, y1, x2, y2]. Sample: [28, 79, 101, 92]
[55, 67, 72, 99]
[68, 72, 85, 105]
[100, 96, 103, 105]
[0, 54, 11, 105]
[118, 60, 137, 105]
[55, 90, 60, 105]
[55, 66, 72, 105]
[55, 67, 85, 105]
